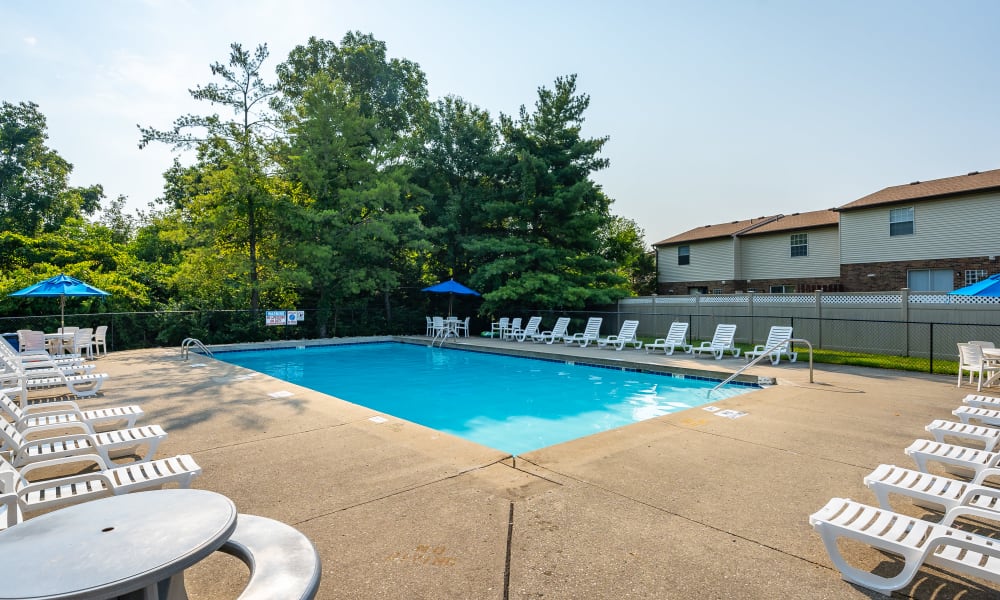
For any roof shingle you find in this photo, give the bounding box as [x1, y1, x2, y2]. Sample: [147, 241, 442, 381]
[652, 210, 837, 246]
[838, 168, 1000, 210]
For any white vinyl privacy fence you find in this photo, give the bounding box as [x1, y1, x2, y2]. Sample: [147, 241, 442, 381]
[611, 291, 1000, 371]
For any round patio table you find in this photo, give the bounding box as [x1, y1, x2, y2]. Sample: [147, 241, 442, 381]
[0, 488, 237, 599]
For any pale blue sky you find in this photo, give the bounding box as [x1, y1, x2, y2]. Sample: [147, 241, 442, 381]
[3, 0, 999, 244]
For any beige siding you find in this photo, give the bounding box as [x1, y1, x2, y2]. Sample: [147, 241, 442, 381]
[741, 227, 840, 279]
[657, 239, 735, 282]
[841, 191, 1000, 264]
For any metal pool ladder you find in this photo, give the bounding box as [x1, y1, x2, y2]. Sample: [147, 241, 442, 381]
[181, 338, 214, 360]
[708, 337, 814, 397]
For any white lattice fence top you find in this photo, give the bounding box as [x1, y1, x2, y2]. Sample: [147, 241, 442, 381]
[821, 294, 901, 304]
[946, 295, 1000, 304]
[752, 294, 814, 304]
[699, 295, 750, 304]
[908, 293, 946, 303]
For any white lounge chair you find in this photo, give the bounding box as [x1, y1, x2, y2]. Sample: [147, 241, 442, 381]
[954, 405, 1000, 427]
[864, 463, 1000, 525]
[964, 393, 1000, 409]
[925, 419, 1000, 452]
[0, 357, 108, 406]
[0, 420, 166, 468]
[810, 497, 1000, 596]
[514, 316, 543, 342]
[565, 317, 603, 348]
[743, 325, 796, 365]
[0, 341, 84, 367]
[0, 452, 201, 526]
[645, 322, 691, 355]
[597, 320, 642, 351]
[0, 392, 143, 433]
[905, 439, 1000, 485]
[690, 324, 741, 359]
[532, 317, 571, 344]
[503, 318, 523, 341]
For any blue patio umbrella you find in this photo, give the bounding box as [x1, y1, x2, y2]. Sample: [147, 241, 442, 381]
[9, 273, 110, 329]
[949, 273, 1000, 297]
[422, 279, 480, 316]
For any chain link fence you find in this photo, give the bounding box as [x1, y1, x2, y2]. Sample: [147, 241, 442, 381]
[4, 303, 997, 376]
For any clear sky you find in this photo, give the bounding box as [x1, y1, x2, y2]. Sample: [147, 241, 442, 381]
[4, 0, 999, 245]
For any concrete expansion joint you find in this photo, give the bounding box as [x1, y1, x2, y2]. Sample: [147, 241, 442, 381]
[294, 464, 502, 526]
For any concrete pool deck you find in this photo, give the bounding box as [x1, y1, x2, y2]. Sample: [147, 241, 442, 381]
[52, 336, 999, 598]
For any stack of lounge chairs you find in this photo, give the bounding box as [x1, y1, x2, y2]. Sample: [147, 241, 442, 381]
[809, 391, 1000, 595]
[0, 337, 202, 531]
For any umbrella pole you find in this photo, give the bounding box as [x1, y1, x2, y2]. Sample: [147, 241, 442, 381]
[60, 295, 65, 330]
[448, 293, 454, 317]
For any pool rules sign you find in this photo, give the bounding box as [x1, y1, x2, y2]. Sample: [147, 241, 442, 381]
[265, 310, 305, 326]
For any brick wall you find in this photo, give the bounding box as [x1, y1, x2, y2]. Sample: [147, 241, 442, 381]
[841, 257, 1000, 291]
[657, 277, 841, 295]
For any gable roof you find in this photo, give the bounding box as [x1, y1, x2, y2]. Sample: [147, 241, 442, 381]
[738, 209, 839, 236]
[652, 210, 837, 246]
[652, 216, 780, 246]
[838, 168, 1000, 211]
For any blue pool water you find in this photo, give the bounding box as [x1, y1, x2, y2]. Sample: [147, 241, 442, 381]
[217, 342, 755, 455]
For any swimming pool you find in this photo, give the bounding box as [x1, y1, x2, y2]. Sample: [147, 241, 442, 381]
[217, 342, 756, 455]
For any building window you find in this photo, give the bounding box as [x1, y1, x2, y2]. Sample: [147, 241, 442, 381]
[790, 233, 807, 257]
[678, 245, 690, 265]
[966, 270, 988, 286]
[769, 285, 796, 293]
[889, 206, 914, 236]
[711, 288, 723, 295]
[907, 268, 953, 291]
[688, 286, 707, 295]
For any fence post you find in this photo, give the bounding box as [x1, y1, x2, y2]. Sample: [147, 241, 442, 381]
[929, 322, 934, 374]
[814, 289, 823, 348]
[901, 288, 910, 357]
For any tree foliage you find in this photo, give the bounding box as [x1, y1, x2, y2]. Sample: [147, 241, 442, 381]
[1, 33, 649, 343]
[468, 75, 628, 312]
[0, 101, 101, 236]
[138, 43, 282, 312]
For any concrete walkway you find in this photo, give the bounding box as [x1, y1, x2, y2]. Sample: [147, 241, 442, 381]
[56, 336, 1000, 599]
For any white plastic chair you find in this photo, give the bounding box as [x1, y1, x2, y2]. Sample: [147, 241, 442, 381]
[957, 342, 995, 391]
[454, 317, 470, 337]
[91, 325, 108, 357]
[76, 328, 94, 359]
[490, 317, 509, 339]
[425, 316, 433, 336]
[503, 318, 522, 341]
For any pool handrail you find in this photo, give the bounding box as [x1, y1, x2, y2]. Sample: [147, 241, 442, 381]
[181, 338, 214, 360]
[708, 337, 813, 396]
